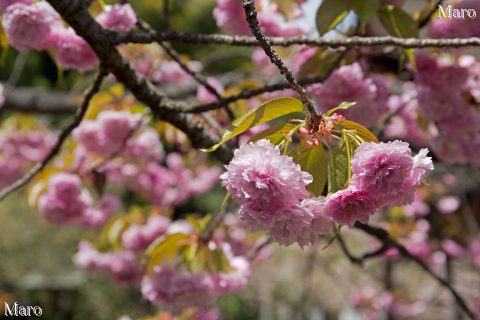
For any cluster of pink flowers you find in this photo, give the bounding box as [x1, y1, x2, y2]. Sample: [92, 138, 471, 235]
[0, 130, 55, 188]
[96, 3, 137, 32]
[121, 215, 170, 250]
[37, 172, 120, 227]
[1, 1, 136, 71]
[310, 63, 390, 127]
[350, 287, 427, 320]
[326, 141, 433, 227]
[141, 243, 251, 308]
[197, 77, 224, 104]
[72, 110, 221, 207]
[384, 82, 431, 147]
[428, 0, 480, 38]
[73, 241, 140, 283]
[221, 139, 331, 247]
[73, 110, 144, 158]
[141, 266, 216, 308]
[151, 59, 203, 85]
[213, 0, 307, 36]
[414, 52, 480, 166]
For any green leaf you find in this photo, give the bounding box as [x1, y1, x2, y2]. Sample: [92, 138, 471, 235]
[298, 49, 341, 78]
[249, 122, 297, 145]
[96, 216, 131, 251]
[292, 142, 328, 196]
[327, 147, 349, 195]
[145, 233, 191, 274]
[378, 5, 419, 38]
[352, 0, 381, 28]
[203, 97, 304, 152]
[326, 101, 356, 116]
[315, 0, 351, 36]
[341, 120, 379, 143]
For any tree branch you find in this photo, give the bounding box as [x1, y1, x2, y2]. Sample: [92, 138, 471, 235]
[337, 234, 390, 266]
[115, 31, 480, 49]
[0, 68, 108, 201]
[242, 0, 318, 124]
[354, 222, 476, 320]
[45, 0, 233, 164]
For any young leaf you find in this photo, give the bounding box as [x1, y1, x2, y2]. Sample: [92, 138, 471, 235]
[292, 142, 328, 196]
[145, 233, 191, 274]
[327, 147, 349, 195]
[298, 49, 340, 78]
[378, 5, 419, 38]
[249, 122, 297, 145]
[352, 0, 381, 28]
[326, 101, 356, 116]
[341, 120, 379, 143]
[315, 0, 351, 36]
[203, 97, 304, 152]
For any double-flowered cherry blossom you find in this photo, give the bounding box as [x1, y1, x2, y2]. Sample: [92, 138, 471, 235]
[221, 139, 331, 246]
[326, 141, 433, 227]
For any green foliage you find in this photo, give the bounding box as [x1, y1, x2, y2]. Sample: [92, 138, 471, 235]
[298, 48, 340, 78]
[291, 142, 328, 196]
[203, 97, 304, 152]
[327, 147, 349, 195]
[326, 101, 356, 116]
[315, 0, 351, 36]
[249, 122, 298, 145]
[378, 5, 419, 38]
[352, 0, 381, 28]
[340, 120, 379, 143]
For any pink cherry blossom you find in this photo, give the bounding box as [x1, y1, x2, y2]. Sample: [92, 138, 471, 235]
[211, 255, 250, 294]
[350, 141, 433, 207]
[310, 63, 389, 127]
[221, 139, 312, 211]
[96, 3, 137, 32]
[325, 186, 377, 227]
[2, 2, 59, 50]
[196, 77, 224, 104]
[122, 215, 170, 250]
[73, 241, 140, 283]
[51, 27, 99, 72]
[0, 0, 31, 12]
[141, 266, 216, 308]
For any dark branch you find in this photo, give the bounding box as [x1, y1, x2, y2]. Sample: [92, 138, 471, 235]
[354, 222, 476, 320]
[0, 69, 108, 201]
[242, 0, 318, 122]
[337, 234, 390, 266]
[45, 0, 233, 164]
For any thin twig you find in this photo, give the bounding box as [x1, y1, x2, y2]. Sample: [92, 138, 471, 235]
[337, 234, 390, 266]
[135, 16, 235, 120]
[0, 69, 108, 201]
[115, 31, 480, 49]
[242, 0, 319, 124]
[355, 222, 476, 320]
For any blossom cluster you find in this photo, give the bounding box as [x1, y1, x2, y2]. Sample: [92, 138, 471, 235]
[0, 129, 55, 188]
[72, 110, 221, 207]
[141, 243, 251, 309]
[221, 139, 332, 247]
[1, 1, 136, 71]
[310, 62, 390, 128]
[326, 141, 433, 227]
[221, 139, 433, 244]
[415, 52, 480, 166]
[428, 0, 480, 38]
[213, 0, 307, 36]
[37, 172, 120, 227]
